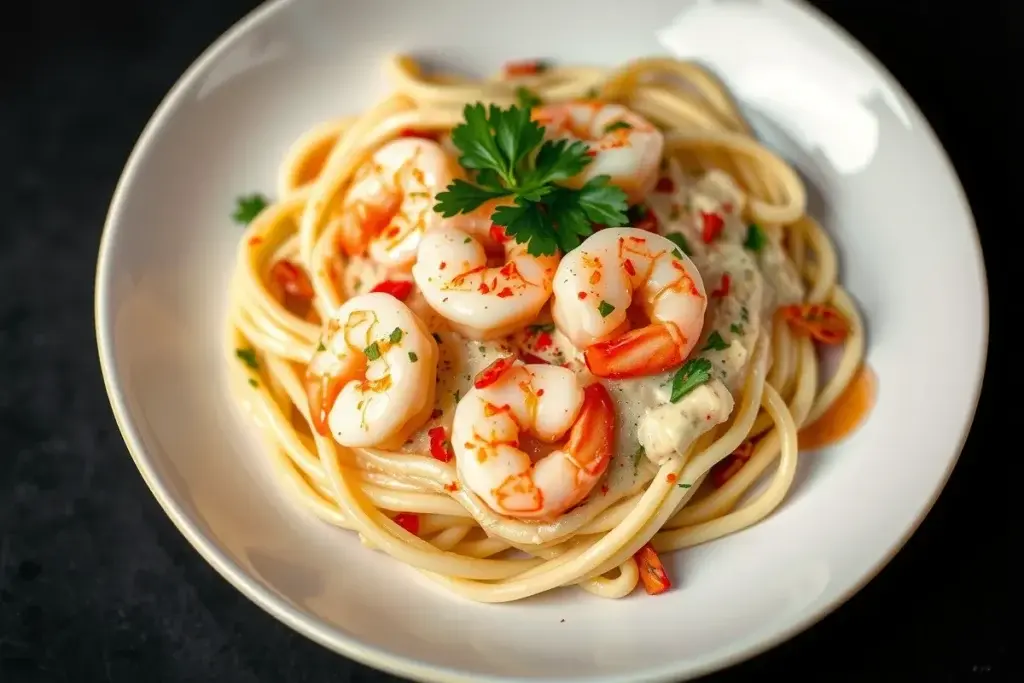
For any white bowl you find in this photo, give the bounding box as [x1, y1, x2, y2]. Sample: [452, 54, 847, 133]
[95, 0, 987, 681]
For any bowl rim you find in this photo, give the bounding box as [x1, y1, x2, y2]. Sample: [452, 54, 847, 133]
[94, 0, 989, 681]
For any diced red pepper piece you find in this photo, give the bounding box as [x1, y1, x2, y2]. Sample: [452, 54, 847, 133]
[701, 211, 724, 243]
[392, 512, 420, 535]
[428, 426, 454, 463]
[474, 355, 516, 389]
[370, 279, 413, 301]
[635, 543, 671, 595]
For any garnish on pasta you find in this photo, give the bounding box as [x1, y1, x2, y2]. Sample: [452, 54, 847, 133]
[434, 103, 628, 256]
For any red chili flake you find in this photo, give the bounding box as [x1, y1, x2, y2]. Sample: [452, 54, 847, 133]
[398, 128, 437, 140]
[428, 426, 454, 463]
[429, 408, 443, 420]
[623, 259, 636, 276]
[499, 261, 519, 278]
[444, 481, 460, 492]
[655, 177, 674, 193]
[534, 332, 553, 351]
[496, 287, 514, 298]
[392, 512, 419, 535]
[489, 224, 508, 243]
[270, 260, 314, 299]
[589, 271, 601, 285]
[666, 473, 678, 484]
[370, 279, 413, 301]
[711, 274, 731, 298]
[385, 226, 401, 239]
[577, 292, 588, 300]
[701, 211, 725, 243]
[536, 388, 545, 397]
[248, 236, 264, 246]
[520, 352, 550, 364]
[503, 59, 546, 77]
[585, 150, 597, 157]
[478, 282, 491, 294]
[439, 261, 447, 270]
[600, 484, 609, 495]
[635, 544, 671, 595]
[474, 355, 516, 389]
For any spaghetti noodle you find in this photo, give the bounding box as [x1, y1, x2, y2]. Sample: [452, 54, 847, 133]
[225, 55, 866, 603]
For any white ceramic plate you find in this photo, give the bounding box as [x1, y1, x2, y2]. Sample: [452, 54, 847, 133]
[95, 0, 987, 681]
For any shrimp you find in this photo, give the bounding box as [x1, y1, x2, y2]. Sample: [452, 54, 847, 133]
[338, 138, 459, 269]
[551, 227, 707, 379]
[304, 292, 439, 449]
[452, 362, 615, 520]
[411, 213, 558, 340]
[533, 102, 664, 205]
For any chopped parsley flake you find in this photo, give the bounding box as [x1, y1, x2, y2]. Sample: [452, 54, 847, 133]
[408, 351, 418, 362]
[744, 223, 766, 252]
[515, 86, 543, 109]
[232, 194, 268, 225]
[316, 340, 326, 352]
[248, 378, 259, 388]
[597, 300, 615, 317]
[665, 232, 691, 256]
[604, 121, 632, 133]
[389, 327, 403, 344]
[364, 342, 382, 361]
[730, 323, 744, 335]
[235, 347, 259, 370]
[702, 331, 729, 352]
[670, 358, 713, 402]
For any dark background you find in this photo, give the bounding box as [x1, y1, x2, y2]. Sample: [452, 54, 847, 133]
[0, 0, 1013, 681]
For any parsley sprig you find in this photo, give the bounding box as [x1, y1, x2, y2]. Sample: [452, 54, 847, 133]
[434, 103, 628, 256]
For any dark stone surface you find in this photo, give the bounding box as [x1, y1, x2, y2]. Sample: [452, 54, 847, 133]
[0, 0, 1012, 681]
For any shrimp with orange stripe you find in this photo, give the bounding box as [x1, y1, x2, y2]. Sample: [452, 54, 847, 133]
[452, 358, 615, 520]
[551, 227, 708, 378]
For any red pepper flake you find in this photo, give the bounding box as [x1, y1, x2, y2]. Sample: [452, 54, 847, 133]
[780, 304, 850, 344]
[635, 544, 671, 595]
[503, 59, 546, 77]
[589, 271, 601, 285]
[520, 352, 550, 364]
[655, 177, 674, 193]
[536, 388, 545, 397]
[392, 512, 419, 535]
[248, 236, 263, 246]
[496, 287, 514, 298]
[666, 473, 678, 484]
[623, 259, 636, 276]
[489, 224, 508, 243]
[577, 292, 588, 300]
[600, 484, 609, 495]
[712, 440, 754, 488]
[385, 226, 401, 239]
[535, 332, 553, 351]
[398, 128, 437, 141]
[474, 355, 516, 389]
[478, 282, 491, 294]
[270, 260, 315, 299]
[711, 274, 731, 298]
[430, 408, 443, 420]
[370, 279, 413, 301]
[428, 426, 454, 463]
[444, 481, 460, 492]
[701, 211, 725, 243]
[439, 261, 447, 270]
[585, 150, 597, 158]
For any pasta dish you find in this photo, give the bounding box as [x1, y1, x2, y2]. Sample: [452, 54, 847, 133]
[226, 55, 872, 602]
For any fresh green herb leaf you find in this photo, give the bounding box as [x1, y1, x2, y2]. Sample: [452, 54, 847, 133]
[389, 327, 403, 344]
[248, 378, 259, 388]
[664, 232, 691, 256]
[433, 103, 628, 256]
[744, 223, 766, 252]
[232, 194, 268, 225]
[235, 347, 259, 370]
[741, 306, 749, 322]
[528, 323, 555, 334]
[702, 331, 728, 352]
[408, 351, 419, 362]
[597, 300, 615, 317]
[631, 203, 648, 218]
[730, 323, 744, 335]
[670, 358, 713, 402]
[515, 86, 543, 109]
[463, 237, 472, 243]
[364, 342, 382, 361]
[604, 121, 632, 133]
[678, 482, 691, 489]
[316, 340, 326, 352]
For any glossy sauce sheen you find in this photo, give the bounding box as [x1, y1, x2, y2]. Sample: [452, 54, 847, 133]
[799, 365, 876, 450]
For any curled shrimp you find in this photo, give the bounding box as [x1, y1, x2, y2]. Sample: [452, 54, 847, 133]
[551, 227, 707, 378]
[534, 102, 664, 204]
[338, 138, 459, 269]
[412, 210, 558, 340]
[452, 362, 615, 520]
[305, 292, 439, 449]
